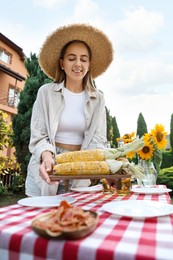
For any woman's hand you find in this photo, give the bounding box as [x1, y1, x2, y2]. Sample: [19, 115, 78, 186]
[39, 151, 59, 185]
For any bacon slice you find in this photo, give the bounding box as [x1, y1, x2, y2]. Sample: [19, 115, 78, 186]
[32, 200, 97, 236]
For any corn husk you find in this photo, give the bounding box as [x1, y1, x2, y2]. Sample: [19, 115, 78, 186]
[106, 159, 145, 181]
[106, 159, 123, 174]
[104, 137, 144, 159]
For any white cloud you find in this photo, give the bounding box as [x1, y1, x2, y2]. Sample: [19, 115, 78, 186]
[122, 6, 164, 35]
[63, 0, 105, 28]
[101, 89, 173, 135]
[111, 6, 164, 53]
[73, 0, 99, 19]
[110, 58, 173, 95]
[33, 0, 66, 9]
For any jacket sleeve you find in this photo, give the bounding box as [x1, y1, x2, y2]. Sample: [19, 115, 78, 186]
[29, 86, 55, 163]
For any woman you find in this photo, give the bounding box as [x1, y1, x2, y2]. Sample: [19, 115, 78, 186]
[25, 23, 113, 196]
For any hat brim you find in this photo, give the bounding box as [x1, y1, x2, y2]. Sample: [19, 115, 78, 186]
[39, 23, 113, 80]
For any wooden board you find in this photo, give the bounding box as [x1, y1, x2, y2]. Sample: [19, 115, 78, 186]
[49, 174, 131, 181]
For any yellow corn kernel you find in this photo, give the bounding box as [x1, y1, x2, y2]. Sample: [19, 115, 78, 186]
[54, 161, 110, 175]
[56, 149, 105, 164]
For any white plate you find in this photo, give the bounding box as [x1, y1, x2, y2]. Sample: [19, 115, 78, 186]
[131, 187, 172, 195]
[102, 200, 173, 218]
[70, 185, 102, 193]
[18, 196, 76, 208]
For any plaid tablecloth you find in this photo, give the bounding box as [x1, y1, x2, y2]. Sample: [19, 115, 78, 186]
[0, 186, 173, 260]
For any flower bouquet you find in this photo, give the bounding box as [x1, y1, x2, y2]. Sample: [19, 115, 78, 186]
[117, 124, 168, 186]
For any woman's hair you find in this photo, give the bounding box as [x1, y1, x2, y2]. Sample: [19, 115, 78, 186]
[54, 40, 96, 91]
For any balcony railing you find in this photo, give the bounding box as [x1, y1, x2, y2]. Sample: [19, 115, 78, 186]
[0, 89, 17, 107]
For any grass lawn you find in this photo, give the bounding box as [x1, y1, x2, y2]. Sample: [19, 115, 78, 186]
[0, 193, 26, 207]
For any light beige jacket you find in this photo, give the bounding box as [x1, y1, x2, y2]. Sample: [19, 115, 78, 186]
[25, 82, 107, 196]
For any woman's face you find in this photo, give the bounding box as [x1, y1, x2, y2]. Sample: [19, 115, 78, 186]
[60, 42, 90, 83]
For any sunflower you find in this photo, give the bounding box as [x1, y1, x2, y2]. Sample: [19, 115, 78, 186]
[137, 143, 154, 160]
[117, 132, 135, 144]
[151, 124, 168, 149]
[143, 133, 153, 144]
[126, 151, 135, 160]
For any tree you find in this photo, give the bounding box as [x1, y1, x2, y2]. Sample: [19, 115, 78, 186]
[105, 106, 113, 145]
[136, 112, 148, 138]
[12, 53, 52, 176]
[170, 114, 173, 151]
[112, 116, 120, 147]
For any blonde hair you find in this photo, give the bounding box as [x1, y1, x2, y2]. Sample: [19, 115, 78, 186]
[54, 40, 96, 91]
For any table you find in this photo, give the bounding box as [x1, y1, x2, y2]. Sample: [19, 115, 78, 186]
[0, 185, 173, 260]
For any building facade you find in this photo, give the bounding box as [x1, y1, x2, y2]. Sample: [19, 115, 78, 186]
[0, 33, 27, 157]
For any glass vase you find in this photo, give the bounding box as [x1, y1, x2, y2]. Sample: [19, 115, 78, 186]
[137, 159, 157, 187]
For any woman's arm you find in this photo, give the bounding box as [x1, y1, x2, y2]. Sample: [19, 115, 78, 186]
[29, 85, 55, 163]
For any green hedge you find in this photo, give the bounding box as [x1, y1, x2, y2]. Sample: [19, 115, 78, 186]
[157, 167, 173, 196]
[161, 151, 173, 169]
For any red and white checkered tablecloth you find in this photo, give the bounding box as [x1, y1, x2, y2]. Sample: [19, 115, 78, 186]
[0, 185, 173, 260]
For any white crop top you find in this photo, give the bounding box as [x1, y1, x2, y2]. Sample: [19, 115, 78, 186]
[55, 88, 87, 145]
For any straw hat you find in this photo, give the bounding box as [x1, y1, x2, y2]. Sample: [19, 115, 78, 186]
[39, 23, 113, 80]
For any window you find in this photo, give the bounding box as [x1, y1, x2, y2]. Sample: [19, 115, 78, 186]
[0, 50, 11, 64]
[8, 88, 20, 107]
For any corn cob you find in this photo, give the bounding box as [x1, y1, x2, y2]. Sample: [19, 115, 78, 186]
[56, 149, 105, 164]
[54, 161, 110, 175]
[55, 137, 144, 164]
[53, 158, 146, 179]
[53, 137, 145, 178]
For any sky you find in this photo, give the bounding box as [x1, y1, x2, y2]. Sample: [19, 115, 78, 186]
[1, 0, 173, 135]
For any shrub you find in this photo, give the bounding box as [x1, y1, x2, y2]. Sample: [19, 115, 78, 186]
[0, 156, 25, 194]
[0, 181, 5, 195]
[157, 167, 173, 196]
[7, 173, 25, 194]
[161, 151, 173, 169]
